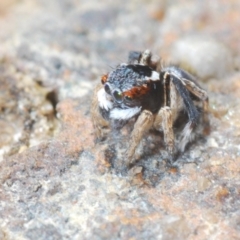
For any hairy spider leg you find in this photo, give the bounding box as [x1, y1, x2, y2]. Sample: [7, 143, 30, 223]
[127, 110, 155, 164]
[181, 78, 209, 133]
[169, 72, 201, 152]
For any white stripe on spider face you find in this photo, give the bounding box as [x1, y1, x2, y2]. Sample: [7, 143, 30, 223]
[110, 107, 141, 120]
[97, 88, 113, 110]
[145, 71, 159, 81]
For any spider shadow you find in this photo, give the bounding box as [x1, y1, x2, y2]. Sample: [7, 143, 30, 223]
[101, 111, 206, 187]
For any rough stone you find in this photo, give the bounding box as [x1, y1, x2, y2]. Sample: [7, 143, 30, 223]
[0, 0, 240, 239]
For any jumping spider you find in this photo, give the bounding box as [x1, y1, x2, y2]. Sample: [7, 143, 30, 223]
[91, 50, 209, 165]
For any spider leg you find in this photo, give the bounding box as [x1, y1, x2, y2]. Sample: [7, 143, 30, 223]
[181, 78, 209, 132]
[128, 49, 161, 70]
[128, 49, 152, 66]
[91, 83, 110, 140]
[127, 110, 154, 164]
[171, 75, 200, 124]
[154, 106, 175, 163]
[165, 66, 209, 127]
[139, 49, 152, 65]
[168, 72, 201, 152]
[153, 72, 178, 162]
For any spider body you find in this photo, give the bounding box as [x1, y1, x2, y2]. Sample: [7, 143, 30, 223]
[91, 50, 209, 165]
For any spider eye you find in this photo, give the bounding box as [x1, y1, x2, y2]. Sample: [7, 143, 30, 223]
[104, 83, 111, 94]
[113, 90, 123, 102]
[124, 95, 132, 101]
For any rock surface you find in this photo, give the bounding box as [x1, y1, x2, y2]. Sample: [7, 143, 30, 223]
[0, 0, 240, 239]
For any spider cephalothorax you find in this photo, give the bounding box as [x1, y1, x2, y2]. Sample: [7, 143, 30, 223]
[91, 50, 209, 165]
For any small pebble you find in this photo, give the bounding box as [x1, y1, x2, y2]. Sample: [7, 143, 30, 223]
[207, 138, 219, 148]
[170, 36, 234, 80]
[196, 176, 211, 192]
[189, 149, 201, 159]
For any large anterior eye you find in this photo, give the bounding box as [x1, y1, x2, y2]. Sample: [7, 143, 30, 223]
[113, 89, 123, 102]
[124, 95, 132, 101]
[104, 83, 111, 95]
